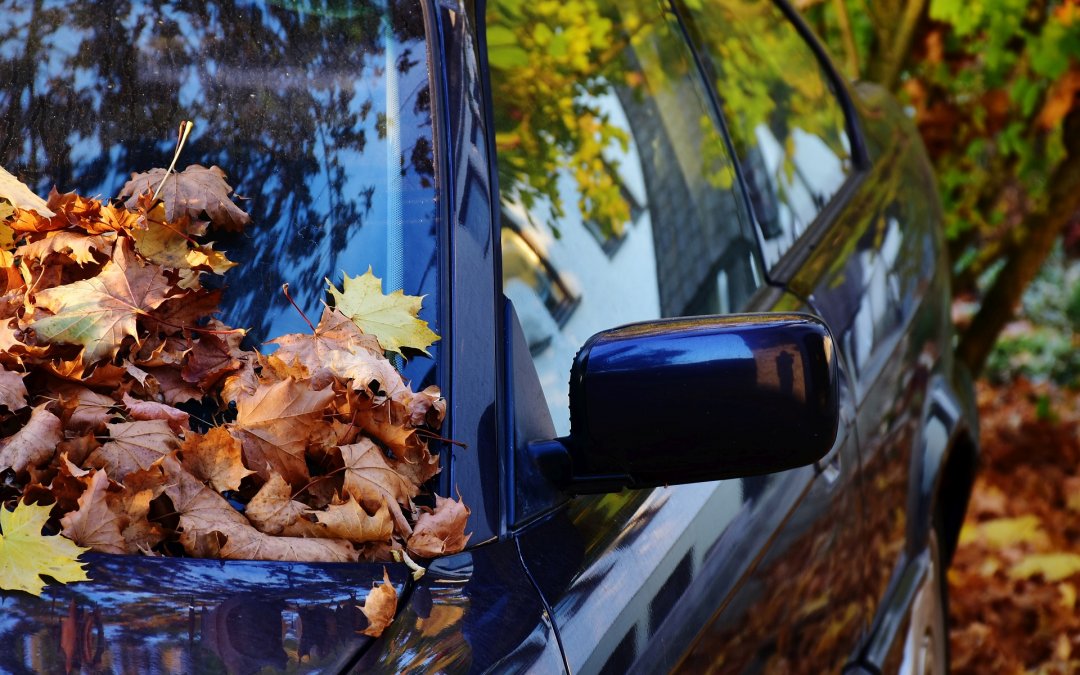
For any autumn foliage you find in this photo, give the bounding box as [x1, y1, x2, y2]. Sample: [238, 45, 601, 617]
[0, 163, 468, 584]
[950, 379, 1080, 672]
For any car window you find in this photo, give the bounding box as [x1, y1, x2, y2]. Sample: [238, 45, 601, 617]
[488, 0, 761, 435]
[0, 1, 439, 388]
[675, 0, 853, 268]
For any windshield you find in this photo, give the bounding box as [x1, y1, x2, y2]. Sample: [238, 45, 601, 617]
[0, 0, 440, 387]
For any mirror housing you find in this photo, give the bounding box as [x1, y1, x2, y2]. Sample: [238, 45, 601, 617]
[529, 314, 839, 493]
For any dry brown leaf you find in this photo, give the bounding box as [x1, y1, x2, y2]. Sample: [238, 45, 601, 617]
[54, 384, 116, 433]
[244, 473, 314, 536]
[0, 405, 62, 472]
[179, 427, 253, 493]
[121, 392, 189, 432]
[406, 385, 446, 428]
[0, 367, 27, 411]
[30, 238, 173, 363]
[267, 307, 404, 397]
[161, 456, 355, 562]
[407, 493, 472, 559]
[87, 420, 179, 479]
[60, 469, 127, 554]
[120, 165, 251, 231]
[356, 402, 427, 463]
[314, 496, 393, 544]
[181, 333, 244, 390]
[17, 231, 109, 266]
[340, 438, 417, 536]
[116, 487, 163, 552]
[230, 378, 335, 485]
[143, 366, 203, 406]
[359, 568, 398, 637]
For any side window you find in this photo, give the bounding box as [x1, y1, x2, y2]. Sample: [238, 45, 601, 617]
[488, 0, 761, 434]
[676, 0, 854, 267]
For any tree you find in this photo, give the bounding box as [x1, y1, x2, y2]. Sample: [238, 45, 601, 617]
[801, 0, 1080, 377]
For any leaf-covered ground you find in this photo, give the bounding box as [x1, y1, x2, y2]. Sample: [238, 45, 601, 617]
[950, 378, 1080, 673]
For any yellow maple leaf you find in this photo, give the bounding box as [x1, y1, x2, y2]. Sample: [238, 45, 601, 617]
[0, 501, 90, 596]
[327, 267, 440, 357]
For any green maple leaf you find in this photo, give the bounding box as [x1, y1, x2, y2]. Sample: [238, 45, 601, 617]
[327, 267, 440, 357]
[0, 501, 90, 597]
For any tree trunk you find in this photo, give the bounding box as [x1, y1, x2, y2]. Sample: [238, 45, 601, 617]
[956, 107, 1080, 376]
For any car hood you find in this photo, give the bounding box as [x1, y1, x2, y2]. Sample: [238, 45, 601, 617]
[0, 553, 410, 674]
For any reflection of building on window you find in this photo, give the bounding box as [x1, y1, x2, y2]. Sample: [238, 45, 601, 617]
[501, 223, 579, 328]
[582, 158, 646, 257]
[684, 239, 759, 316]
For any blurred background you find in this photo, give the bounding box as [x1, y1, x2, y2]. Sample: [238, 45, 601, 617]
[795, 0, 1080, 670]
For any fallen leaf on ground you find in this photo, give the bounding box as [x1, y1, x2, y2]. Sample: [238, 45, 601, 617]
[0, 405, 63, 473]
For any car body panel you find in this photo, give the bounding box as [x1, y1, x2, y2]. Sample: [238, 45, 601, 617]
[347, 540, 564, 673]
[0, 555, 407, 673]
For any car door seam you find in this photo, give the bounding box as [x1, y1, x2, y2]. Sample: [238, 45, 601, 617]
[514, 533, 572, 674]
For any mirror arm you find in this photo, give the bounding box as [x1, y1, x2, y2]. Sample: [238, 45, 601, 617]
[527, 439, 631, 494]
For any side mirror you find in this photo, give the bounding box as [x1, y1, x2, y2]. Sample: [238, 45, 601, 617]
[528, 314, 839, 493]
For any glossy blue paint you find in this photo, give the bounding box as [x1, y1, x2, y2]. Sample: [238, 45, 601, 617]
[434, 0, 503, 544]
[347, 541, 564, 673]
[529, 314, 839, 491]
[0, 555, 406, 673]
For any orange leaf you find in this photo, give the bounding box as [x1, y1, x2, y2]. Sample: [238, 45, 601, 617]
[230, 378, 335, 485]
[179, 427, 253, 493]
[359, 568, 398, 637]
[407, 493, 472, 559]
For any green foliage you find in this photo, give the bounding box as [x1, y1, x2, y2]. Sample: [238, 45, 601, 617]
[804, 0, 1080, 314]
[487, 0, 633, 237]
[985, 247, 1080, 386]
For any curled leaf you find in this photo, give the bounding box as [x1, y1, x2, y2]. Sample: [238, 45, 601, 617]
[358, 568, 398, 637]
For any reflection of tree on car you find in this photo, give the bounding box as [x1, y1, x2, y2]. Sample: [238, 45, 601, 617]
[0, 1, 437, 363]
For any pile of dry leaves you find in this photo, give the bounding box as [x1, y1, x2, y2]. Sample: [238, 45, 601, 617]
[0, 163, 468, 585]
[950, 378, 1080, 672]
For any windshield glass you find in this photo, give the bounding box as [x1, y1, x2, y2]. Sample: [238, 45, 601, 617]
[0, 0, 439, 387]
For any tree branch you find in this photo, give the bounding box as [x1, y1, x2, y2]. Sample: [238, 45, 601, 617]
[876, 0, 928, 90]
[957, 107, 1080, 376]
[832, 0, 861, 79]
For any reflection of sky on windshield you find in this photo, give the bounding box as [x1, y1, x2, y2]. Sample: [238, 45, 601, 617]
[0, 0, 439, 385]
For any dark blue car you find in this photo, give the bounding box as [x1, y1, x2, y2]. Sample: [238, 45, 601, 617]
[0, 0, 977, 672]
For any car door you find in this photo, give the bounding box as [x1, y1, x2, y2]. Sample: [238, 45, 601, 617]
[486, 0, 870, 671]
[676, 0, 970, 669]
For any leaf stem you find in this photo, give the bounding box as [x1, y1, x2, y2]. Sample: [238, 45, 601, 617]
[281, 283, 316, 334]
[153, 121, 194, 202]
[413, 429, 467, 449]
[391, 548, 426, 580]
